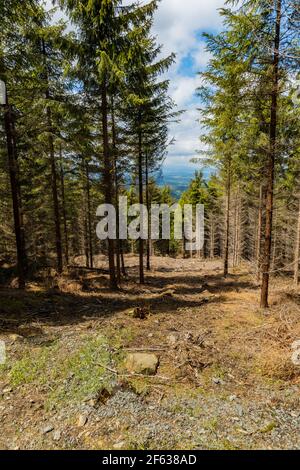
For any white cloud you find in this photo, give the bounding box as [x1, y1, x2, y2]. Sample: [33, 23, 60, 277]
[192, 42, 212, 69]
[170, 75, 202, 108]
[152, 0, 224, 61]
[167, 109, 201, 165]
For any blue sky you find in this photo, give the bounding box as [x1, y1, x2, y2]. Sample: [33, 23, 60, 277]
[147, 0, 226, 169]
[47, 0, 225, 169]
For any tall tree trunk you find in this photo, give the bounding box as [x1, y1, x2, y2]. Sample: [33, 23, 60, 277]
[42, 39, 63, 274]
[85, 161, 93, 269]
[81, 157, 90, 268]
[81, 156, 92, 268]
[138, 124, 144, 284]
[11, 114, 27, 272]
[256, 184, 263, 283]
[294, 196, 300, 286]
[233, 188, 239, 267]
[111, 98, 121, 283]
[145, 150, 151, 271]
[120, 241, 127, 277]
[224, 161, 231, 277]
[59, 147, 69, 266]
[271, 209, 277, 271]
[210, 216, 215, 259]
[83, 212, 89, 268]
[4, 95, 26, 288]
[48, 107, 63, 274]
[238, 194, 242, 265]
[260, 0, 282, 308]
[101, 83, 117, 289]
[234, 194, 241, 267]
[182, 236, 186, 259]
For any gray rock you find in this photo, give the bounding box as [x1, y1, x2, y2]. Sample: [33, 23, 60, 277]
[113, 441, 126, 450]
[229, 395, 237, 402]
[124, 353, 159, 376]
[42, 425, 54, 435]
[167, 333, 179, 345]
[198, 429, 207, 435]
[77, 414, 88, 427]
[53, 430, 61, 442]
[212, 377, 225, 386]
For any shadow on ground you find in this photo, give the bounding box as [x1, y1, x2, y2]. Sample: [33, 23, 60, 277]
[0, 259, 259, 334]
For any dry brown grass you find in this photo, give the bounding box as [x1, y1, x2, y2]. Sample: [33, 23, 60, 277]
[198, 281, 300, 383]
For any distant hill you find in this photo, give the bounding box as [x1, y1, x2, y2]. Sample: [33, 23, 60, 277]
[157, 165, 213, 199]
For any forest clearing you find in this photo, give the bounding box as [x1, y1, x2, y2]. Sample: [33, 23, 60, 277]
[1, 256, 300, 450]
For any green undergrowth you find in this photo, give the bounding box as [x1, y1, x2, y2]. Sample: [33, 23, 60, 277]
[6, 327, 135, 409]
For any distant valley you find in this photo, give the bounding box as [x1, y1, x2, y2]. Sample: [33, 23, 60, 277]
[157, 165, 212, 199]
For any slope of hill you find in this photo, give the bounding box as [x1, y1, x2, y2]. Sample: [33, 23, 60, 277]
[157, 165, 213, 199]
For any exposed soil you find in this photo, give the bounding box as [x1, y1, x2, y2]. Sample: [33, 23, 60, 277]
[1, 257, 300, 450]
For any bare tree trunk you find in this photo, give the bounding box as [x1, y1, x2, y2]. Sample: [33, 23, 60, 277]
[224, 161, 231, 278]
[150, 239, 154, 257]
[48, 108, 63, 274]
[101, 83, 117, 289]
[120, 241, 127, 277]
[145, 150, 151, 271]
[59, 147, 69, 266]
[238, 192, 243, 266]
[81, 157, 90, 268]
[4, 95, 26, 288]
[233, 188, 239, 267]
[256, 184, 263, 283]
[261, 0, 281, 308]
[114, 212, 121, 284]
[210, 216, 215, 259]
[10, 114, 26, 273]
[271, 209, 277, 271]
[84, 213, 89, 268]
[182, 220, 186, 259]
[111, 98, 121, 283]
[238, 200, 242, 266]
[138, 124, 144, 284]
[85, 161, 93, 269]
[42, 39, 63, 274]
[234, 196, 241, 267]
[294, 197, 300, 286]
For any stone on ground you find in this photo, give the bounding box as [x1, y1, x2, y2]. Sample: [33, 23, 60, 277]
[77, 414, 88, 427]
[124, 353, 159, 376]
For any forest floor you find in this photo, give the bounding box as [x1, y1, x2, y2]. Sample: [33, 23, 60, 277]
[1, 256, 300, 450]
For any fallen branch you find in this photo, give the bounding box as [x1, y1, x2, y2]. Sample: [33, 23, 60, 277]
[97, 362, 169, 381]
[67, 265, 109, 274]
[97, 362, 119, 375]
[123, 347, 166, 352]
